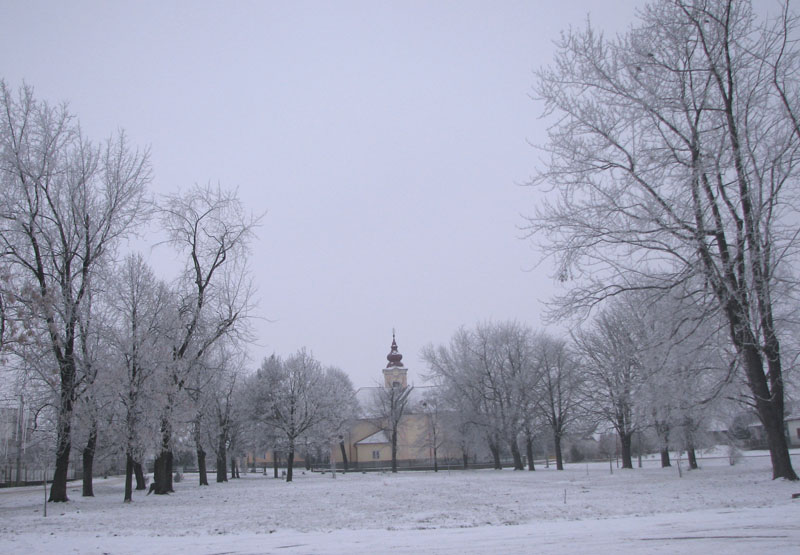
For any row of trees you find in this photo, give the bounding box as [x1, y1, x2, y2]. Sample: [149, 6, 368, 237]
[423, 297, 744, 475]
[526, 0, 800, 480]
[0, 81, 261, 501]
[242, 350, 358, 482]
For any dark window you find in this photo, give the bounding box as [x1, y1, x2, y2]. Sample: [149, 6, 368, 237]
[372, 450, 380, 459]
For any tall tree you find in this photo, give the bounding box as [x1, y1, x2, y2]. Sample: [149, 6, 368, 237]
[0, 83, 150, 500]
[152, 184, 259, 494]
[371, 380, 414, 473]
[529, 0, 800, 480]
[534, 334, 582, 471]
[107, 254, 172, 502]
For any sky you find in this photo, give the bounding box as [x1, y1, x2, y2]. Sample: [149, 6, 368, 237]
[0, 0, 648, 388]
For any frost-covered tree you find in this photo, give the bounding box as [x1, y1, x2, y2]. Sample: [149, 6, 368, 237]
[423, 321, 541, 471]
[250, 349, 345, 482]
[152, 184, 259, 494]
[533, 334, 582, 470]
[371, 380, 413, 473]
[0, 82, 151, 501]
[108, 254, 173, 501]
[528, 0, 800, 480]
[574, 297, 648, 469]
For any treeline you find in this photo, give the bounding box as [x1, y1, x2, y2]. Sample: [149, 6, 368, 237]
[526, 0, 800, 480]
[422, 291, 742, 473]
[0, 82, 261, 501]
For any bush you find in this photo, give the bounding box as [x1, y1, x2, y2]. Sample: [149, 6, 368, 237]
[568, 443, 585, 463]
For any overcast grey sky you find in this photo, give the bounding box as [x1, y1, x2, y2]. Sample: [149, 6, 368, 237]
[1, 0, 645, 387]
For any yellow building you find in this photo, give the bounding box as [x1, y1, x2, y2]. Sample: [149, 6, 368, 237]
[333, 334, 461, 470]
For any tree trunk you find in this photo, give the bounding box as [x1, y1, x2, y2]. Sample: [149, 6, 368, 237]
[462, 449, 469, 470]
[194, 417, 208, 486]
[554, 433, 564, 470]
[304, 452, 311, 471]
[49, 432, 72, 502]
[687, 446, 698, 470]
[510, 438, 524, 470]
[339, 440, 349, 472]
[488, 440, 501, 470]
[166, 450, 174, 491]
[124, 453, 134, 503]
[216, 431, 227, 483]
[729, 309, 798, 480]
[273, 450, 279, 479]
[153, 416, 174, 494]
[755, 373, 797, 480]
[134, 461, 146, 490]
[619, 432, 633, 469]
[197, 446, 208, 486]
[433, 446, 438, 472]
[82, 423, 97, 497]
[49, 380, 74, 502]
[660, 448, 671, 468]
[153, 451, 169, 494]
[526, 435, 535, 471]
[286, 448, 294, 482]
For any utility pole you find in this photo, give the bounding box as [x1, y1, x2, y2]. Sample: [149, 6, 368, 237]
[15, 394, 24, 486]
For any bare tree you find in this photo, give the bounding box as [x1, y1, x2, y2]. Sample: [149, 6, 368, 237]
[418, 389, 449, 472]
[423, 329, 491, 469]
[529, 0, 800, 480]
[152, 184, 259, 494]
[201, 345, 243, 484]
[573, 297, 648, 469]
[106, 254, 172, 501]
[0, 83, 151, 500]
[534, 334, 582, 470]
[423, 321, 541, 471]
[252, 349, 333, 482]
[371, 381, 413, 473]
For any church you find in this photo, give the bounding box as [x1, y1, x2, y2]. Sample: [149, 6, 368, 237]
[333, 334, 461, 470]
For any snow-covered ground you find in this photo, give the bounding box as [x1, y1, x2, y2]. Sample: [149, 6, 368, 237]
[1, 449, 799, 554]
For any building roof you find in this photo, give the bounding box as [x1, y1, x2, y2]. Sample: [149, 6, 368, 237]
[355, 430, 390, 445]
[355, 385, 438, 416]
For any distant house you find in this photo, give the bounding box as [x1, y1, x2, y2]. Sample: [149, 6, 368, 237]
[785, 416, 800, 448]
[727, 409, 800, 450]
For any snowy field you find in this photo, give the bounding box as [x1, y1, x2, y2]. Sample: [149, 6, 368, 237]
[1, 450, 799, 554]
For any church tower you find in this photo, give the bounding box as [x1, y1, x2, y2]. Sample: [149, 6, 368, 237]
[383, 332, 408, 388]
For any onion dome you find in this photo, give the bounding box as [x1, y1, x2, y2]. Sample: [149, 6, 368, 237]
[386, 332, 404, 368]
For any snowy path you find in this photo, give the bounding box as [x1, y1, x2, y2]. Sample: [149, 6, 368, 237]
[5, 504, 799, 554]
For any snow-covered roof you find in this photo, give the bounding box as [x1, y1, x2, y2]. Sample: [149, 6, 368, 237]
[355, 430, 390, 445]
[355, 385, 438, 415]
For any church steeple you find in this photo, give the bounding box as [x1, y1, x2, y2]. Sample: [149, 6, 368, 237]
[386, 331, 404, 368]
[383, 331, 408, 388]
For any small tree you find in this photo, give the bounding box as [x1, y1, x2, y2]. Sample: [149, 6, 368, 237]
[574, 297, 648, 469]
[372, 382, 413, 473]
[534, 334, 582, 470]
[418, 390, 448, 472]
[252, 350, 333, 482]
